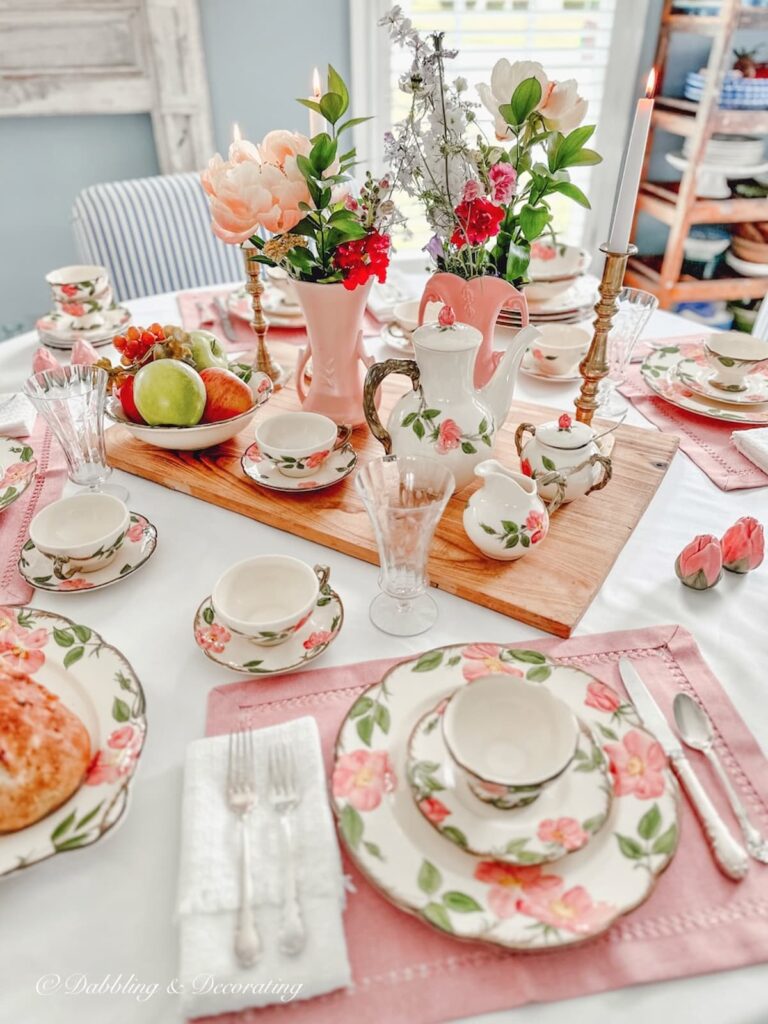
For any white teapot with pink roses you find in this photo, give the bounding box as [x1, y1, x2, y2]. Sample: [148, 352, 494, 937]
[363, 306, 541, 491]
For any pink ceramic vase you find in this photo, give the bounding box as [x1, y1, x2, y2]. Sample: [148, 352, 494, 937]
[418, 272, 529, 389]
[293, 279, 373, 426]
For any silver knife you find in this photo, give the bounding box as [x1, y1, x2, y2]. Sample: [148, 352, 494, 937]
[619, 658, 749, 881]
[213, 296, 239, 344]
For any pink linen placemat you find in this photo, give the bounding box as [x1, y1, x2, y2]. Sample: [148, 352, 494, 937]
[0, 421, 67, 605]
[620, 334, 768, 491]
[201, 624, 768, 1024]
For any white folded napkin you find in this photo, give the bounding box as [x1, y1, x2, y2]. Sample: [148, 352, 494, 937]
[177, 716, 350, 1017]
[732, 427, 768, 474]
[0, 394, 36, 438]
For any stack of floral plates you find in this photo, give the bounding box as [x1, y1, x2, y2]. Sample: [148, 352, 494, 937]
[227, 285, 305, 328]
[36, 306, 132, 351]
[641, 340, 768, 425]
[331, 645, 679, 950]
[499, 276, 599, 329]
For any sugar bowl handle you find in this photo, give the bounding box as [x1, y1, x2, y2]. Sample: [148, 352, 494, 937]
[585, 453, 613, 495]
[514, 422, 536, 457]
[363, 359, 421, 454]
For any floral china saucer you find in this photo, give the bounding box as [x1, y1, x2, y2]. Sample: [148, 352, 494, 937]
[332, 644, 679, 951]
[518, 351, 581, 383]
[408, 704, 612, 866]
[0, 436, 36, 513]
[18, 512, 157, 593]
[674, 358, 768, 406]
[241, 442, 357, 493]
[0, 606, 146, 878]
[193, 585, 343, 675]
[36, 305, 132, 348]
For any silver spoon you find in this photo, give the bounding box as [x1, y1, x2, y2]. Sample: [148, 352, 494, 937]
[673, 692, 768, 863]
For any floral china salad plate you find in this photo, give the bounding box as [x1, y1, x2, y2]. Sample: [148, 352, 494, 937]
[18, 513, 157, 593]
[0, 606, 146, 878]
[194, 584, 343, 675]
[36, 305, 132, 346]
[0, 436, 36, 513]
[332, 645, 679, 950]
[641, 343, 768, 425]
[241, 442, 357, 493]
[408, 704, 612, 866]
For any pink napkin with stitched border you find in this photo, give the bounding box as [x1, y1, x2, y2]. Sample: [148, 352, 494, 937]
[620, 334, 768, 491]
[199, 624, 768, 1024]
[0, 421, 67, 605]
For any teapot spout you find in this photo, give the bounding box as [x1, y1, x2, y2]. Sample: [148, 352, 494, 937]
[480, 325, 541, 427]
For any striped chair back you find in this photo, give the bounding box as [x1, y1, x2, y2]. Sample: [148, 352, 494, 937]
[72, 172, 243, 301]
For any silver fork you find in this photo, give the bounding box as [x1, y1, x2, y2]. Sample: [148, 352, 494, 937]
[227, 727, 261, 967]
[268, 740, 306, 955]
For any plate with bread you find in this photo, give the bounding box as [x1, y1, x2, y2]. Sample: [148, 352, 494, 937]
[0, 606, 146, 877]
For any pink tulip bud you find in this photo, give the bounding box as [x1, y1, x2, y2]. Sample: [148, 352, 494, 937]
[438, 305, 456, 327]
[675, 534, 723, 590]
[721, 516, 764, 574]
[31, 347, 62, 375]
[70, 338, 101, 366]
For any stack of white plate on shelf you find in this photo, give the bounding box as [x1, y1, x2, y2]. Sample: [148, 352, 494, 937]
[682, 133, 765, 168]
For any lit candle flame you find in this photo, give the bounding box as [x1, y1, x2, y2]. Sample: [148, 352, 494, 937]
[312, 67, 322, 99]
[232, 122, 242, 143]
[645, 67, 657, 99]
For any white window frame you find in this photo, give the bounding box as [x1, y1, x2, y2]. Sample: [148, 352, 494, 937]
[349, 0, 652, 258]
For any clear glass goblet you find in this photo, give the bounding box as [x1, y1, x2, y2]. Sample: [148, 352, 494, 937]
[25, 365, 129, 500]
[356, 455, 454, 637]
[598, 287, 659, 418]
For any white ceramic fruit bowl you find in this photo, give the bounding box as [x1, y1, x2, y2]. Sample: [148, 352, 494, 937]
[106, 398, 259, 451]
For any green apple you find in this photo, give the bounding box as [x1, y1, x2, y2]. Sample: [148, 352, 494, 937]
[188, 330, 229, 371]
[133, 359, 206, 426]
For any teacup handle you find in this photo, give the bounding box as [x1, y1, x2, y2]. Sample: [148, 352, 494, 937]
[585, 453, 613, 496]
[334, 425, 353, 450]
[52, 556, 77, 580]
[250, 371, 273, 407]
[514, 422, 536, 457]
[295, 344, 311, 403]
[363, 359, 421, 453]
[314, 564, 331, 589]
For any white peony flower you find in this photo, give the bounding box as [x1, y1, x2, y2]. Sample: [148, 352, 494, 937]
[476, 59, 549, 138]
[539, 78, 588, 134]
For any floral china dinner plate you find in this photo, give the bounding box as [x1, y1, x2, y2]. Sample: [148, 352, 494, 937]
[17, 513, 157, 593]
[241, 442, 357, 493]
[36, 305, 132, 347]
[641, 343, 768, 425]
[332, 644, 679, 951]
[0, 606, 146, 878]
[674, 358, 768, 406]
[193, 585, 343, 676]
[0, 436, 36, 513]
[408, 703, 612, 866]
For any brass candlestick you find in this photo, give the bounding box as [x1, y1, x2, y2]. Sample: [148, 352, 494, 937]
[574, 243, 637, 426]
[242, 249, 287, 389]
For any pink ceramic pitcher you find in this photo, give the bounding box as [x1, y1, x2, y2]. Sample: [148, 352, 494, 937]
[418, 272, 529, 389]
[294, 279, 373, 426]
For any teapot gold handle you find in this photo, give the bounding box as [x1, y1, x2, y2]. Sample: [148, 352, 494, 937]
[514, 422, 536, 457]
[585, 453, 613, 495]
[363, 359, 421, 454]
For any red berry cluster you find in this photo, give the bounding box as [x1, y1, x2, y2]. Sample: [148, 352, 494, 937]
[113, 323, 165, 365]
[333, 230, 391, 291]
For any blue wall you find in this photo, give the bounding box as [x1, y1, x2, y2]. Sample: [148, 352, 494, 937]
[0, 0, 350, 338]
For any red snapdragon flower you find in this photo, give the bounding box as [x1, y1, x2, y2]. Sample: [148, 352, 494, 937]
[450, 197, 504, 248]
[334, 230, 391, 290]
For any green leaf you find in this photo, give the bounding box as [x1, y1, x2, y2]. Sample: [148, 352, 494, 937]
[32, 576, 52, 584]
[402, 412, 418, 427]
[412, 650, 444, 672]
[337, 115, 371, 135]
[63, 646, 84, 669]
[112, 697, 131, 723]
[521, 534, 530, 548]
[296, 97, 323, 114]
[418, 859, 442, 895]
[447, 654, 461, 666]
[327, 64, 350, 115]
[478, 418, 488, 434]
[527, 665, 551, 682]
[552, 181, 591, 209]
[651, 823, 678, 856]
[54, 834, 90, 852]
[76, 802, 104, 831]
[243, 660, 264, 671]
[638, 804, 662, 841]
[363, 840, 383, 860]
[460, 441, 477, 455]
[504, 535, 519, 549]
[566, 148, 602, 167]
[557, 124, 596, 165]
[501, 520, 518, 533]
[320, 92, 345, 125]
[53, 627, 74, 647]
[71, 624, 92, 644]
[339, 804, 363, 849]
[582, 814, 607, 833]
[506, 649, 547, 664]
[296, 153, 315, 181]
[413, 419, 425, 440]
[51, 810, 76, 842]
[356, 716, 374, 746]
[541, 456, 557, 471]
[441, 825, 468, 848]
[519, 203, 550, 242]
[311, 133, 338, 173]
[616, 834, 645, 859]
[349, 696, 373, 719]
[23, 538, 35, 551]
[480, 523, 496, 535]
[504, 240, 530, 282]
[422, 901, 453, 933]
[422, 408, 441, 420]
[597, 722, 619, 741]
[442, 891, 482, 913]
[374, 703, 391, 734]
[507, 76, 543, 126]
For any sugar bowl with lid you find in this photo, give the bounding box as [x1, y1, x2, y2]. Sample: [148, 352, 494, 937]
[514, 412, 612, 508]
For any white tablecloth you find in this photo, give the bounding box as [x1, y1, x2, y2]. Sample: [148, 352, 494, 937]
[1, 289, 767, 1024]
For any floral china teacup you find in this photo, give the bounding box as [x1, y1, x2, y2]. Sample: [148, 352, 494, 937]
[703, 332, 768, 392]
[29, 493, 130, 576]
[45, 264, 109, 302]
[515, 413, 612, 510]
[253, 412, 351, 477]
[442, 674, 579, 809]
[212, 555, 329, 646]
[527, 323, 591, 378]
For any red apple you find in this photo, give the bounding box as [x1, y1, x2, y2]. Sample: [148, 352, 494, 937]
[200, 367, 253, 423]
[118, 375, 145, 424]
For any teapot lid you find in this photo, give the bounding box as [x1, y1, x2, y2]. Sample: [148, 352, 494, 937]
[537, 413, 594, 450]
[413, 306, 482, 353]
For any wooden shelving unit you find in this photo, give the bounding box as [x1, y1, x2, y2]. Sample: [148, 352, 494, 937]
[625, 0, 768, 308]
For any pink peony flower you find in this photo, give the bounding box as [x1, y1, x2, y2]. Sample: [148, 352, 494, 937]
[525, 509, 547, 544]
[126, 520, 145, 543]
[604, 729, 666, 800]
[488, 162, 517, 204]
[435, 418, 463, 454]
[259, 129, 312, 170]
[585, 679, 621, 714]
[195, 622, 231, 653]
[302, 629, 333, 650]
[674, 534, 722, 590]
[305, 449, 330, 470]
[537, 817, 589, 851]
[517, 883, 615, 935]
[332, 749, 396, 812]
[461, 179, 482, 203]
[438, 305, 456, 327]
[721, 516, 764, 574]
[539, 79, 588, 135]
[419, 796, 451, 824]
[58, 579, 95, 591]
[474, 861, 562, 918]
[0, 625, 48, 676]
[461, 643, 524, 682]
